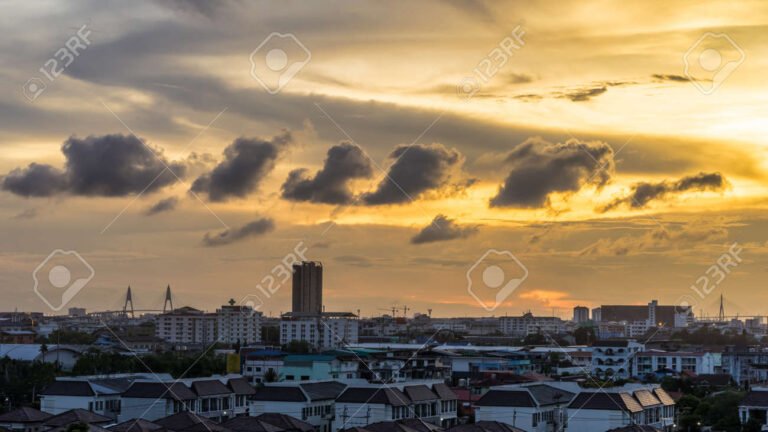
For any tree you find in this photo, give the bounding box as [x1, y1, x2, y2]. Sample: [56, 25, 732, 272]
[573, 326, 595, 345]
[283, 340, 312, 354]
[65, 422, 90, 432]
[263, 369, 278, 383]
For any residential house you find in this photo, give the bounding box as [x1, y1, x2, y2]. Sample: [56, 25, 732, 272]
[249, 381, 346, 432]
[0, 407, 51, 432]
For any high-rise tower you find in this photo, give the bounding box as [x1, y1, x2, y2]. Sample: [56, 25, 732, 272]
[292, 261, 323, 315]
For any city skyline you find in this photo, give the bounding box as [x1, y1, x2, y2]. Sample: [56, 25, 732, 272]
[1, 1, 767, 318]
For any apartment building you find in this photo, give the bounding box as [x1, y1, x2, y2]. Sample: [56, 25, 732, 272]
[155, 304, 262, 347]
[633, 350, 719, 377]
[280, 312, 359, 350]
[591, 340, 645, 379]
[498, 313, 565, 337]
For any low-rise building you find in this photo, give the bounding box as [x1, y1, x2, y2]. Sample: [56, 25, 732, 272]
[632, 350, 719, 378]
[591, 340, 644, 379]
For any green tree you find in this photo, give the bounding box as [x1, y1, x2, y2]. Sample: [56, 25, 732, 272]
[573, 326, 596, 345]
[283, 340, 312, 354]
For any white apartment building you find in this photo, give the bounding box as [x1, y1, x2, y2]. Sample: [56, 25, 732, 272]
[498, 313, 565, 337]
[155, 304, 262, 346]
[216, 304, 262, 345]
[280, 313, 359, 350]
[250, 381, 347, 432]
[155, 307, 216, 345]
[633, 350, 719, 377]
[591, 340, 645, 379]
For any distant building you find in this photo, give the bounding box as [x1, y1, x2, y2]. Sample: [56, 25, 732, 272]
[598, 300, 691, 328]
[498, 313, 565, 337]
[573, 306, 590, 323]
[293, 261, 323, 315]
[155, 306, 216, 346]
[216, 304, 262, 345]
[155, 303, 262, 347]
[280, 313, 359, 350]
[68, 308, 87, 317]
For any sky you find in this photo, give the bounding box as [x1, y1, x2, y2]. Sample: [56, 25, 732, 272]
[1, 0, 767, 319]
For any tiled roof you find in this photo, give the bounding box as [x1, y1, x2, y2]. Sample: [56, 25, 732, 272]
[475, 390, 535, 408]
[191, 380, 231, 396]
[122, 382, 197, 400]
[526, 384, 575, 406]
[741, 391, 768, 408]
[337, 388, 411, 407]
[432, 383, 457, 401]
[252, 386, 306, 402]
[568, 392, 643, 413]
[652, 388, 675, 406]
[221, 417, 284, 432]
[227, 377, 256, 395]
[403, 385, 438, 402]
[41, 381, 94, 397]
[108, 419, 165, 432]
[633, 390, 661, 407]
[43, 409, 112, 427]
[397, 419, 444, 432]
[154, 412, 223, 432]
[254, 413, 314, 432]
[0, 407, 51, 423]
[446, 421, 525, 432]
[364, 422, 420, 432]
[300, 381, 347, 401]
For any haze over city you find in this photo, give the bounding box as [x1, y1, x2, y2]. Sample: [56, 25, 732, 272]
[1, 0, 767, 318]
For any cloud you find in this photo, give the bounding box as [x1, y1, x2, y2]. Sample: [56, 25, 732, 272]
[507, 72, 535, 84]
[2, 163, 68, 197]
[201, 217, 275, 247]
[599, 172, 727, 212]
[191, 132, 292, 201]
[1, 134, 184, 198]
[579, 223, 729, 257]
[281, 142, 373, 204]
[361, 143, 466, 205]
[560, 86, 608, 102]
[145, 196, 179, 216]
[652, 74, 690, 82]
[410, 214, 479, 244]
[490, 137, 615, 208]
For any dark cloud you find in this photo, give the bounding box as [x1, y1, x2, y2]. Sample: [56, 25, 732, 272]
[281, 142, 373, 204]
[191, 132, 292, 202]
[2, 134, 183, 198]
[201, 217, 275, 247]
[2, 163, 68, 197]
[411, 214, 479, 244]
[507, 73, 535, 84]
[561, 86, 608, 102]
[652, 74, 690, 82]
[490, 138, 615, 208]
[145, 196, 179, 216]
[362, 143, 466, 205]
[599, 172, 727, 212]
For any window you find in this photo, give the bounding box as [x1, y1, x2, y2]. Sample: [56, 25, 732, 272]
[286, 375, 295, 381]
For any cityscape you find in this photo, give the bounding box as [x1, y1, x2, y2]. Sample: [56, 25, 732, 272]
[2, 1, 768, 432]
